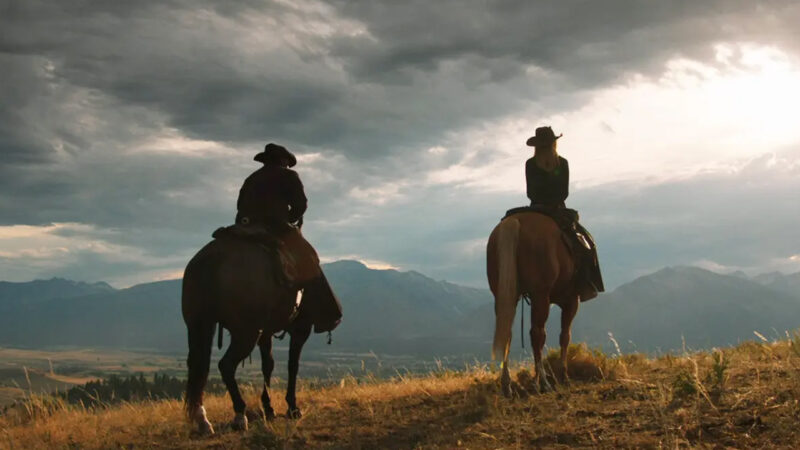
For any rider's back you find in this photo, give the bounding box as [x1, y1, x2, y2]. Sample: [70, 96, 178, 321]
[525, 155, 569, 207]
[236, 165, 307, 226]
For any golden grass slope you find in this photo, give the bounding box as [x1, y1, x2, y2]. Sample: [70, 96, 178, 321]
[3, 336, 800, 449]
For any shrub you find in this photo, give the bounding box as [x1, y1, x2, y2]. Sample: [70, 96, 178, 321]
[544, 343, 610, 382]
[672, 370, 699, 399]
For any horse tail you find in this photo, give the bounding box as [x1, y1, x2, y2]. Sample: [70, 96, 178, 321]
[185, 319, 215, 420]
[492, 217, 520, 361]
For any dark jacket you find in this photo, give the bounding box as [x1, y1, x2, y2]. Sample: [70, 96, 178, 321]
[525, 156, 569, 207]
[236, 164, 307, 226]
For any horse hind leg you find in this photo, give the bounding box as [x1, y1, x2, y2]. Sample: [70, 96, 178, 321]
[559, 296, 579, 384]
[218, 328, 259, 431]
[529, 294, 553, 393]
[185, 321, 215, 435]
[257, 334, 276, 420]
[286, 323, 312, 418]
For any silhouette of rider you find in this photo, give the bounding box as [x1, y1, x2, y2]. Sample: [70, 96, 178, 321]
[525, 127, 605, 300]
[235, 143, 342, 333]
[525, 127, 568, 209]
[236, 143, 307, 230]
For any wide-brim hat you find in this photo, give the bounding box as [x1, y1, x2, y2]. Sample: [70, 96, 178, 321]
[526, 126, 563, 147]
[254, 143, 297, 167]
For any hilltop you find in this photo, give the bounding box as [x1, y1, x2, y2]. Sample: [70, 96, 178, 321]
[2, 336, 800, 448]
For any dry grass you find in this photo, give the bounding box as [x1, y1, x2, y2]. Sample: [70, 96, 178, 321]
[3, 339, 800, 449]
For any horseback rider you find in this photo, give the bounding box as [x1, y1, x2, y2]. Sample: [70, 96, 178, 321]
[237, 143, 306, 230]
[525, 127, 605, 300]
[234, 143, 342, 333]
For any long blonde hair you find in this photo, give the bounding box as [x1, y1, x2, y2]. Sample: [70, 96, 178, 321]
[533, 141, 559, 170]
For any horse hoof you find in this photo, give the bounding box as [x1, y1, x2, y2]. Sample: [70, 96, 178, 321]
[231, 413, 248, 431]
[197, 420, 215, 436]
[246, 409, 267, 422]
[501, 382, 513, 398]
[286, 407, 302, 419]
[194, 406, 215, 435]
[500, 373, 512, 398]
[510, 381, 529, 399]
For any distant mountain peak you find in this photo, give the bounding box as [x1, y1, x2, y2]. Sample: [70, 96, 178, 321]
[2, 277, 114, 290]
[43, 277, 113, 286]
[752, 270, 800, 297]
[91, 281, 115, 291]
[0, 277, 116, 304]
[323, 259, 368, 271]
[649, 265, 715, 278]
[615, 265, 740, 295]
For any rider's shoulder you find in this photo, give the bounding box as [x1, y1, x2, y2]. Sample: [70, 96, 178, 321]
[256, 165, 297, 175]
[278, 167, 303, 185]
[282, 167, 300, 178]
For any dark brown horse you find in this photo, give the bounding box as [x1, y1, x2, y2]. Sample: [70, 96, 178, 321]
[182, 237, 313, 434]
[487, 212, 580, 394]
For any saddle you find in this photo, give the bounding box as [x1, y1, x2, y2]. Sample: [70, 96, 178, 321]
[212, 224, 321, 286]
[212, 224, 342, 335]
[503, 205, 604, 300]
[503, 206, 591, 252]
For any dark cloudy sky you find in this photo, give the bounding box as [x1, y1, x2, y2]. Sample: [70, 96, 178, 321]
[2, 0, 799, 288]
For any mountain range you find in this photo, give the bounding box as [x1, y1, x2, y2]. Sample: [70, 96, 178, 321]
[0, 262, 798, 357]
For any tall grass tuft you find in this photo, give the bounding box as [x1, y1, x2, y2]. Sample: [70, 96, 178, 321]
[542, 343, 618, 383]
[5, 393, 70, 426]
[790, 329, 800, 358]
[707, 348, 729, 390]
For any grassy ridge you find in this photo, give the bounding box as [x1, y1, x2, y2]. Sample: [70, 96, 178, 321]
[3, 336, 800, 449]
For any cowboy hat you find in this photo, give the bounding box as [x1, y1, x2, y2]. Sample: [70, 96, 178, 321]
[254, 143, 297, 167]
[526, 126, 563, 147]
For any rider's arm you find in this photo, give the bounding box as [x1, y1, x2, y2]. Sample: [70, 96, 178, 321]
[286, 171, 308, 224]
[236, 172, 256, 218]
[558, 158, 569, 204]
[525, 158, 538, 203]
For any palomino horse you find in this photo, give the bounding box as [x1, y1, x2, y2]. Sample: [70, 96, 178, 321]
[487, 212, 580, 394]
[182, 237, 313, 434]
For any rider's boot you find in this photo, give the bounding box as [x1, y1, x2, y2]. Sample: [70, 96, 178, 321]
[577, 247, 600, 301]
[578, 282, 598, 301]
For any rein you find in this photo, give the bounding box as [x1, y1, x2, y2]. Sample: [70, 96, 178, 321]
[275, 330, 332, 345]
[520, 294, 531, 349]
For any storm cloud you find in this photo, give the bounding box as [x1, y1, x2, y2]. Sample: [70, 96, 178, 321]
[1, 0, 799, 286]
